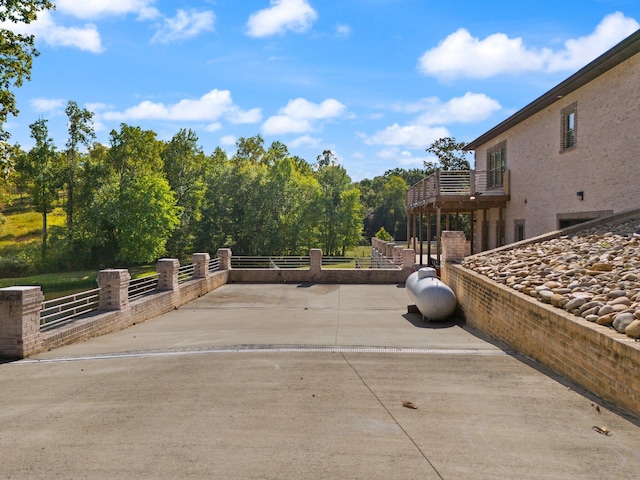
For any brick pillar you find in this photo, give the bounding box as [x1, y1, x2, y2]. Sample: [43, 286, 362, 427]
[441, 231, 467, 263]
[192, 253, 210, 278]
[385, 242, 394, 259]
[157, 259, 179, 291]
[310, 249, 322, 274]
[217, 248, 232, 270]
[392, 245, 404, 265]
[401, 248, 416, 270]
[0, 287, 43, 359]
[97, 269, 131, 310]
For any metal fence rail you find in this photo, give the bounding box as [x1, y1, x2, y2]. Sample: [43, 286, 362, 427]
[322, 256, 398, 269]
[178, 263, 195, 283]
[231, 256, 310, 269]
[406, 169, 509, 208]
[40, 288, 101, 331]
[128, 272, 159, 300]
[208, 257, 221, 272]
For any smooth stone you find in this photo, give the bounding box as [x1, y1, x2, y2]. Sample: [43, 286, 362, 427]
[565, 298, 586, 311]
[612, 304, 630, 312]
[608, 290, 627, 298]
[550, 294, 566, 307]
[597, 314, 615, 325]
[538, 290, 553, 303]
[591, 263, 613, 272]
[613, 312, 636, 333]
[571, 292, 593, 300]
[598, 305, 615, 315]
[581, 306, 600, 317]
[625, 319, 640, 338]
[585, 314, 600, 322]
[609, 296, 631, 306]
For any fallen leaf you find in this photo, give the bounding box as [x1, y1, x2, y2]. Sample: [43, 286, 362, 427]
[592, 426, 612, 436]
[402, 401, 418, 409]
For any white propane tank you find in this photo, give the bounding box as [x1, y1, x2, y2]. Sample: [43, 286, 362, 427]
[406, 267, 457, 321]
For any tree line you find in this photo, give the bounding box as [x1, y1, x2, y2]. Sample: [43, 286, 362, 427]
[2, 105, 473, 276]
[2, 103, 374, 273]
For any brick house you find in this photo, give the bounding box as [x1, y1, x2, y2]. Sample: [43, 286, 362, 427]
[406, 29, 640, 256]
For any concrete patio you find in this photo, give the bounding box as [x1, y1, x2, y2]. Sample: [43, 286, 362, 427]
[2, 283, 639, 479]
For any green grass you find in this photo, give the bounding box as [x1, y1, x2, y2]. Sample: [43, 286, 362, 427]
[343, 246, 372, 258]
[0, 265, 158, 300]
[0, 206, 66, 248]
[0, 270, 98, 299]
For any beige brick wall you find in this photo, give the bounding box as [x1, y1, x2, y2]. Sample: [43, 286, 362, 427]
[443, 263, 640, 417]
[472, 52, 640, 251]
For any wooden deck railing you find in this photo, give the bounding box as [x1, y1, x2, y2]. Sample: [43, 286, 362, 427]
[406, 170, 509, 209]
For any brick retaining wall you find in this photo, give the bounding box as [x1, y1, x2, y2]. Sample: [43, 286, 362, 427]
[443, 262, 640, 417]
[38, 270, 229, 355]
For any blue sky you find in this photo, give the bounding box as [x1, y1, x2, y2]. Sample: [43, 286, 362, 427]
[5, 0, 640, 181]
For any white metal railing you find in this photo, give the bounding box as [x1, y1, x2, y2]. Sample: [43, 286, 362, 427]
[322, 256, 398, 269]
[208, 257, 221, 272]
[128, 272, 160, 300]
[178, 263, 195, 283]
[40, 288, 100, 331]
[231, 256, 310, 269]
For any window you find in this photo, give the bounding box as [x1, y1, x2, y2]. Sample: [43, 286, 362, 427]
[561, 103, 577, 151]
[487, 141, 506, 188]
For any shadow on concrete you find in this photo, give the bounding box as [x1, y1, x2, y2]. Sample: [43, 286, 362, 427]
[402, 312, 458, 329]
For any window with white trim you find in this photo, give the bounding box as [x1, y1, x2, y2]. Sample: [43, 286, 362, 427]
[561, 102, 577, 151]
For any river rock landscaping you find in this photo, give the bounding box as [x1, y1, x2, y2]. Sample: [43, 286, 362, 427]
[462, 217, 640, 339]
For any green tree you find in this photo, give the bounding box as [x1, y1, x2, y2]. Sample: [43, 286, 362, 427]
[0, 1, 54, 142]
[357, 172, 409, 240]
[64, 100, 95, 238]
[74, 125, 180, 265]
[315, 152, 364, 255]
[161, 128, 208, 260]
[375, 226, 393, 242]
[17, 118, 62, 256]
[382, 167, 425, 188]
[424, 137, 470, 174]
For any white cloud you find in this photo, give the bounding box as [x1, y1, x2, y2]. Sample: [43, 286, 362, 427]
[363, 92, 499, 149]
[227, 108, 263, 124]
[375, 148, 430, 168]
[30, 97, 66, 115]
[55, 0, 160, 20]
[546, 12, 640, 72]
[336, 24, 351, 38]
[418, 12, 639, 80]
[101, 89, 262, 125]
[289, 135, 321, 148]
[151, 9, 215, 43]
[418, 28, 547, 80]
[246, 0, 317, 37]
[204, 123, 222, 132]
[2, 11, 103, 53]
[220, 135, 237, 146]
[394, 92, 501, 125]
[263, 98, 346, 135]
[364, 124, 450, 149]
